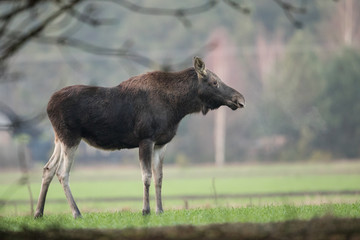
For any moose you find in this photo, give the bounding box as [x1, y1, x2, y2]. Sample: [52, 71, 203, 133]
[34, 57, 245, 219]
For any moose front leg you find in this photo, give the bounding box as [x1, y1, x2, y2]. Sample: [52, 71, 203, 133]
[152, 144, 167, 214]
[139, 139, 154, 215]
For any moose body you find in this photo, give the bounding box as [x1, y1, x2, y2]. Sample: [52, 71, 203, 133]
[34, 57, 245, 218]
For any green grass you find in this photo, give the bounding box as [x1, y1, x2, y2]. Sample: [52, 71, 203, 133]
[2, 174, 360, 200]
[1, 162, 360, 217]
[1, 203, 360, 231]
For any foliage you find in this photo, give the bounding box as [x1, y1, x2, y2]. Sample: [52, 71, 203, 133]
[260, 31, 326, 161]
[314, 47, 360, 158]
[259, 33, 360, 161]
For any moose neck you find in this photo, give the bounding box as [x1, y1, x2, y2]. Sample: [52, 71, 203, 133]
[159, 68, 203, 122]
[119, 68, 203, 124]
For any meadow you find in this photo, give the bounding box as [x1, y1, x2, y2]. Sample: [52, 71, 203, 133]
[1, 203, 360, 231]
[1, 161, 360, 231]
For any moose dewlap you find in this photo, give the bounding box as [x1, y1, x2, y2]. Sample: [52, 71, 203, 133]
[34, 57, 245, 218]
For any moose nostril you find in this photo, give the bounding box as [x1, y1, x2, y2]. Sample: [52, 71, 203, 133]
[237, 101, 245, 108]
[235, 96, 245, 108]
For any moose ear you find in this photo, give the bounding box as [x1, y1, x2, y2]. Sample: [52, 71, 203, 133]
[193, 56, 206, 77]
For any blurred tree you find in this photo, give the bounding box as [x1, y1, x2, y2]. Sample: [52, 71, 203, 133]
[324, 0, 360, 47]
[261, 31, 326, 160]
[314, 47, 360, 158]
[0, 0, 343, 165]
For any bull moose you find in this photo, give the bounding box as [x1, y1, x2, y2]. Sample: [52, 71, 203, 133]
[34, 57, 245, 219]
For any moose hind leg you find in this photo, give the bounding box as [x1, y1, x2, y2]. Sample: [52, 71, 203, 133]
[152, 144, 167, 214]
[139, 139, 154, 215]
[56, 142, 81, 218]
[34, 139, 61, 218]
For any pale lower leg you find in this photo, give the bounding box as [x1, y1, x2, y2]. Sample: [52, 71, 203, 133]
[152, 144, 167, 214]
[139, 139, 154, 215]
[34, 140, 61, 218]
[56, 143, 81, 219]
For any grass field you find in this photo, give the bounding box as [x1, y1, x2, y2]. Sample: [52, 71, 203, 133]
[1, 203, 360, 231]
[1, 161, 360, 231]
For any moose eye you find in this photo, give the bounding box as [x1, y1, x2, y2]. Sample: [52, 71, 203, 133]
[212, 81, 219, 88]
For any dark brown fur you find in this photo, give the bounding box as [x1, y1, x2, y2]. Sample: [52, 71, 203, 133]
[47, 69, 201, 149]
[34, 57, 245, 218]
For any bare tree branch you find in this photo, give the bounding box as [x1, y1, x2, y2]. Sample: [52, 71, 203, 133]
[101, 0, 221, 28]
[0, 0, 249, 70]
[0, 101, 45, 137]
[0, 0, 315, 72]
[0, 1, 39, 40]
[273, 0, 307, 28]
[64, 3, 118, 27]
[0, 0, 82, 63]
[30, 34, 217, 71]
[223, 0, 251, 14]
[0, 1, 38, 21]
[105, 0, 219, 17]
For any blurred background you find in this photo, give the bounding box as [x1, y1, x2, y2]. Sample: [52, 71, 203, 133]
[1, 0, 360, 216]
[1, 0, 359, 168]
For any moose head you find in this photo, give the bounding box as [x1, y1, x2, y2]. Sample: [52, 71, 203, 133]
[193, 56, 245, 115]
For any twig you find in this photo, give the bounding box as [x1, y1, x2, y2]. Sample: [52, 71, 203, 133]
[212, 177, 218, 205]
[273, 0, 307, 28]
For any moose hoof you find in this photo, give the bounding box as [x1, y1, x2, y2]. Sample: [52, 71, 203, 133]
[142, 209, 151, 216]
[34, 211, 43, 219]
[73, 212, 82, 219]
[156, 209, 164, 215]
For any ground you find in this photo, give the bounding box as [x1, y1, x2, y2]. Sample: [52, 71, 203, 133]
[1, 217, 360, 240]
